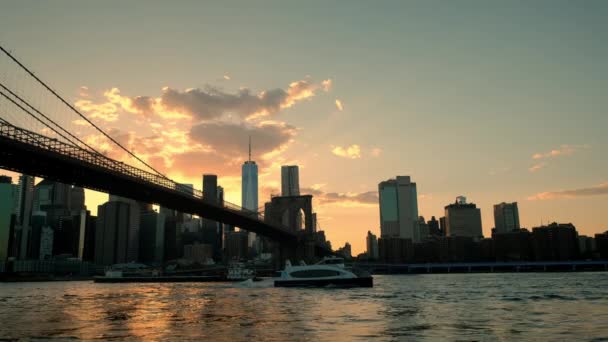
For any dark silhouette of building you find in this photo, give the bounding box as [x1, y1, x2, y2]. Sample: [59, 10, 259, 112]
[493, 229, 532, 261]
[139, 211, 165, 264]
[379, 237, 413, 263]
[427, 216, 441, 236]
[595, 231, 608, 259]
[225, 231, 249, 261]
[95, 201, 132, 266]
[531, 223, 579, 261]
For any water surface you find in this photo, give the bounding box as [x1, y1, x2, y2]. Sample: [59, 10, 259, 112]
[1, 273, 607, 340]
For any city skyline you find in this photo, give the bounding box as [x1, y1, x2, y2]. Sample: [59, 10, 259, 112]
[1, 1, 608, 253]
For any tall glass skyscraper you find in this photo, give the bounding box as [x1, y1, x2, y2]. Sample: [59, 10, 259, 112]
[281, 165, 300, 196]
[16, 175, 34, 259]
[493, 202, 520, 234]
[242, 138, 258, 247]
[378, 176, 420, 242]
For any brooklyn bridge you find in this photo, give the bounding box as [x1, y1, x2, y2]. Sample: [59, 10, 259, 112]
[0, 45, 330, 264]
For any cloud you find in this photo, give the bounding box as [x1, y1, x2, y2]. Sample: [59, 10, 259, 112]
[335, 99, 344, 111]
[528, 183, 608, 200]
[189, 121, 296, 159]
[528, 144, 589, 172]
[529, 162, 546, 172]
[371, 148, 382, 157]
[161, 78, 328, 121]
[531, 144, 588, 160]
[223, 75, 231, 80]
[322, 79, 333, 92]
[331, 144, 361, 159]
[301, 187, 378, 207]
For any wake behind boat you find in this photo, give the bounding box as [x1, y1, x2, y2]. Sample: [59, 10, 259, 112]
[274, 257, 373, 288]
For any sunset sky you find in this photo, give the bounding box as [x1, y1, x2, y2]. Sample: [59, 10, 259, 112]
[1, 1, 607, 254]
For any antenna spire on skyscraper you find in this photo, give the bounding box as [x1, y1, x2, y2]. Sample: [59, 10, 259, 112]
[248, 135, 251, 162]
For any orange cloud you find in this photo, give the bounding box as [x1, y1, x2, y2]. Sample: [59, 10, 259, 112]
[531, 144, 588, 160]
[331, 144, 361, 159]
[528, 182, 608, 200]
[335, 99, 344, 111]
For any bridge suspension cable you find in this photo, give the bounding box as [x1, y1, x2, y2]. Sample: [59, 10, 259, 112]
[0, 44, 170, 181]
[0, 81, 103, 154]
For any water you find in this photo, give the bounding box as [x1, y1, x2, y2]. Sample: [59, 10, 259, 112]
[1, 273, 607, 341]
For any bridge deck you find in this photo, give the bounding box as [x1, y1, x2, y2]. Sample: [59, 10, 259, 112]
[0, 122, 298, 243]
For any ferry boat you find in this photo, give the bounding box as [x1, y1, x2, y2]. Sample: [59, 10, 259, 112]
[274, 257, 373, 288]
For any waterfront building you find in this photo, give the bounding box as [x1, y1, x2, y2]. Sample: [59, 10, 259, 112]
[108, 195, 142, 261]
[95, 201, 132, 266]
[39, 226, 54, 260]
[444, 196, 483, 239]
[493, 229, 532, 261]
[0, 176, 16, 261]
[242, 139, 259, 248]
[139, 211, 166, 263]
[183, 242, 213, 264]
[493, 202, 520, 234]
[427, 216, 441, 236]
[366, 230, 379, 259]
[281, 165, 300, 196]
[418, 216, 430, 240]
[596, 231, 608, 259]
[202, 175, 222, 259]
[531, 222, 579, 261]
[16, 175, 35, 259]
[225, 231, 249, 261]
[378, 237, 413, 263]
[378, 176, 420, 242]
[337, 242, 352, 259]
[578, 235, 596, 259]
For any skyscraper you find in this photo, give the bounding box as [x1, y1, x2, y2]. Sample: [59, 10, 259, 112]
[0, 176, 15, 261]
[242, 137, 258, 247]
[493, 202, 520, 234]
[16, 175, 34, 259]
[109, 195, 141, 261]
[378, 176, 420, 242]
[281, 165, 300, 196]
[444, 196, 483, 239]
[95, 201, 132, 266]
[366, 230, 379, 259]
[202, 175, 221, 259]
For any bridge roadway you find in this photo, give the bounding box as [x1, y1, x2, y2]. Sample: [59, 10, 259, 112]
[0, 122, 298, 244]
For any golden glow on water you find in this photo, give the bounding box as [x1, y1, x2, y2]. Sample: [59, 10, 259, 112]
[1, 274, 608, 340]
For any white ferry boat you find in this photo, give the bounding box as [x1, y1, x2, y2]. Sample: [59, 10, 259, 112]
[274, 257, 373, 288]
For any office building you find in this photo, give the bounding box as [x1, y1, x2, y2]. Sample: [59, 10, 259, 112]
[242, 139, 259, 248]
[378, 176, 420, 242]
[0, 176, 16, 261]
[531, 222, 579, 261]
[427, 216, 441, 236]
[596, 231, 608, 259]
[225, 231, 249, 261]
[39, 226, 54, 260]
[366, 230, 379, 259]
[493, 202, 520, 234]
[16, 175, 35, 259]
[139, 211, 166, 263]
[183, 242, 213, 264]
[202, 175, 221, 259]
[281, 165, 300, 196]
[108, 195, 141, 261]
[95, 201, 132, 266]
[444, 196, 483, 239]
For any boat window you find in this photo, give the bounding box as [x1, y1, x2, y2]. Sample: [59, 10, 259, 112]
[290, 270, 341, 278]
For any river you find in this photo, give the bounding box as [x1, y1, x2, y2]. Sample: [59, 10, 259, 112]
[1, 272, 607, 341]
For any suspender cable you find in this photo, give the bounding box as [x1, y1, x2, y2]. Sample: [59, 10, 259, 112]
[0, 44, 170, 181]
